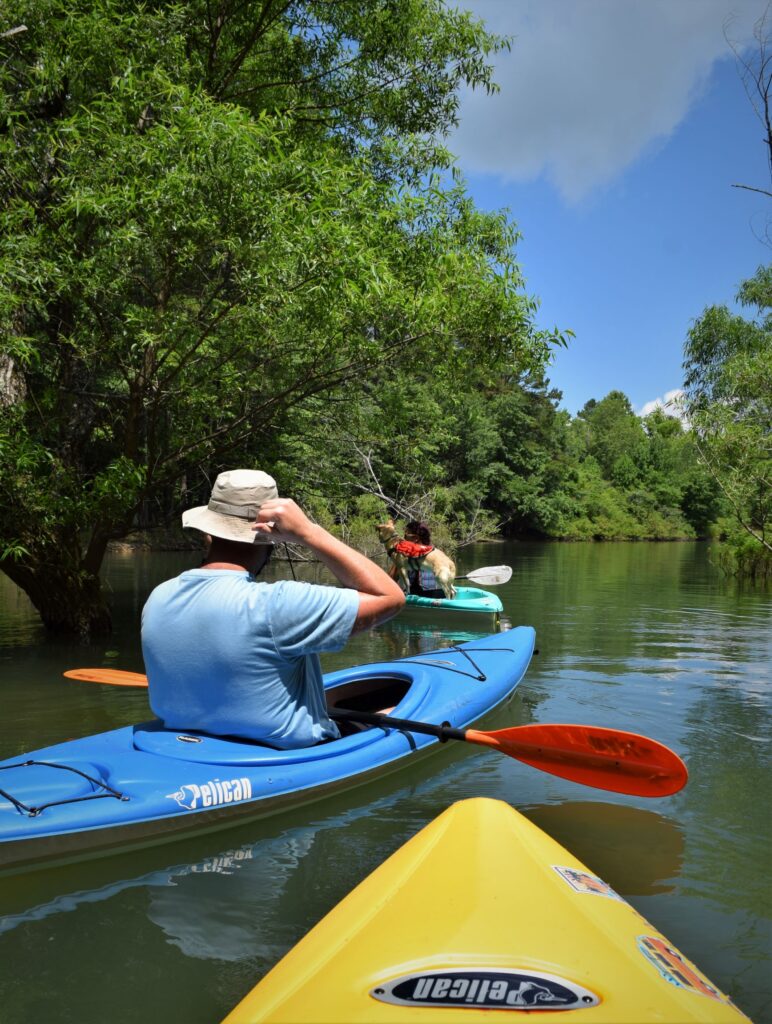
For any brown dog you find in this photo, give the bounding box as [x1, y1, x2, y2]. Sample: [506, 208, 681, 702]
[375, 518, 457, 600]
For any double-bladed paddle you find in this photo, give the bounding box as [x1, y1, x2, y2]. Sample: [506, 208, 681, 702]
[61, 668, 688, 797]
[455, 565, 512, 586]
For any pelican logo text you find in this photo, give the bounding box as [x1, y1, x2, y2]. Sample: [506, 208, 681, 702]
[370, 970, 600, 1010]
[166, 778, 252, 810]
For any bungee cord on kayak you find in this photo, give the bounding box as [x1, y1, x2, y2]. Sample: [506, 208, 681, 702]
[0, 760, 127, 817]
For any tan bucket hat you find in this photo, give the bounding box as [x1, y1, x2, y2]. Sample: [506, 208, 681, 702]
[182, 469, 278, 544]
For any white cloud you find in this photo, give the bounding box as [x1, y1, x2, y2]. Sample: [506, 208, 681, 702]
[453, 0, 762, 203]
[639, 389, 688, 422]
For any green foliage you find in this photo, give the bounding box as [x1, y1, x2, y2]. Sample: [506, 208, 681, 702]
[713, 519, 772, 579]
[683, 265, 771, 410]
[0, 0, 556, 633]
[577, 390, 648, 481]
[683, 265, 772, 571]
[266, 364, 715, 548]
[0, 0, 750, 632]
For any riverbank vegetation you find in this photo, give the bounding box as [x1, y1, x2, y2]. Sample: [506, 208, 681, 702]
[682, 266, 771, 581]
[262, 375, 721, 548]
[0, 1, 768, 636]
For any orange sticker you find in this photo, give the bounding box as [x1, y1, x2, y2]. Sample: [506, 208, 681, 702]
[637, 935, 729, 1003]
[553, 865, 624, 901]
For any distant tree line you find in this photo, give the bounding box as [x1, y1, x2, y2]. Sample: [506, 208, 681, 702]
[257, 371, 724, 548]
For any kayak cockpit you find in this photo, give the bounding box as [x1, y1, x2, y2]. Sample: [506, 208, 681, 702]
[326, 673, 411, 716]
[131, 672, 420, 767]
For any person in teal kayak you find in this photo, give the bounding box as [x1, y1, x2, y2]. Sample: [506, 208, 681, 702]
[399, 520, 446, 599]
[141, 469, 404, 749]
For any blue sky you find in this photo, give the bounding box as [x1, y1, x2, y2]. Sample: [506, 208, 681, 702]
[450, 0, 770, 416]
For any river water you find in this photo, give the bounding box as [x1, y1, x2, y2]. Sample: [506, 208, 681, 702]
[0, 541, 769, 1023]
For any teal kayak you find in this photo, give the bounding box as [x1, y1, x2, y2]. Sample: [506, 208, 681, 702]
[406, 585, 503, 616]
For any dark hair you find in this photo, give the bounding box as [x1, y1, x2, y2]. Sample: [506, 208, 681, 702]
[405, 520, 431, 545]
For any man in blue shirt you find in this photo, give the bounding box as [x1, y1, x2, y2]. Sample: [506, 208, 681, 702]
[141, 469, 404, 748]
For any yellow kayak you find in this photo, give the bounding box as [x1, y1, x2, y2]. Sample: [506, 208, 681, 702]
[223, 798, 749, 1023]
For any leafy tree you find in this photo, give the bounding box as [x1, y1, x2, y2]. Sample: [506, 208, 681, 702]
[262, 364, 576, 545]
[0, 0, 558, 635]
[576, 390, 649, 483]
[679, 471, 724, 537]
[267, 368, 715, 548]
[561, 459, 641, 540]
[642, 408, 722, 536]
[682, 8, 772, 568]
[683, 266, 772, 567]
[553, 394, 709, 541]
[468, 374, 576, 537]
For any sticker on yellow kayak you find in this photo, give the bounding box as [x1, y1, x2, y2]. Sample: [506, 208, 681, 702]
[553, 864, 625, 901]
[637, 936, 732, 1004]
[370, 969, 600, 1011]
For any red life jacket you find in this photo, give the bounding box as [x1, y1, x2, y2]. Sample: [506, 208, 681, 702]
[394, 540, 434, 558]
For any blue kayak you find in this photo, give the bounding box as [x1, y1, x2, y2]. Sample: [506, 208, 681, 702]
[0, 627, 534, 874]
[405, 586, 503, 616]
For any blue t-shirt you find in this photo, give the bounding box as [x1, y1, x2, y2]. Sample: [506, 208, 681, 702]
[141, 570, 359, 749]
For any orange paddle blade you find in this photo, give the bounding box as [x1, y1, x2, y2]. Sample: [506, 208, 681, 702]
[63, 668, 148, 687]
[465, 723, 688, 798]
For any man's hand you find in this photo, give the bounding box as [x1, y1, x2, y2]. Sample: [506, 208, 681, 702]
[252, 498, 317, 545]
[252, 496, 404, 632]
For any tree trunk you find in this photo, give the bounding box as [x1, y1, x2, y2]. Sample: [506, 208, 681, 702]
[2, 558, 113, 638]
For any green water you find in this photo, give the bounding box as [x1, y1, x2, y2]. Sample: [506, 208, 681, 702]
[0, 541, 770, 1023]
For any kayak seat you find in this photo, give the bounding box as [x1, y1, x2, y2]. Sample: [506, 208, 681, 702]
[132, 672, 427, 765]
[131, 720, 385, 765]
[325, 674, 410, 714]
[325, 675, 407, 734]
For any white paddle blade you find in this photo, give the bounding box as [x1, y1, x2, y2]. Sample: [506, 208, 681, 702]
[458, 565, 512, 586]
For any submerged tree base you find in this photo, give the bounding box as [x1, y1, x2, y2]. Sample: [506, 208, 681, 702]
[2, 561, 113, 639]
[713, 541, 772, 581]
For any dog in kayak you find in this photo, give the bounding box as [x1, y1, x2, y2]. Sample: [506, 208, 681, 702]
[376, 518, 456, 600]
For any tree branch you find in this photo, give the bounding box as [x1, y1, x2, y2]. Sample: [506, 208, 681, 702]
[695, 438, 772, 551]
[731, 183, 772, 197]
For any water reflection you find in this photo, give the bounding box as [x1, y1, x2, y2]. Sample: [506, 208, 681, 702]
[373, 617, 496, 661]
[522, 801, 684, 896]
[0, 542, 770, 1023]
[0, 794, 683, 954]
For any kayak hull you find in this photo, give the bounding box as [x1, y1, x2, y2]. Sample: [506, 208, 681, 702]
[224, 798, 749, 1023]
[0, 629, 533, 874]
[405, 585, 503, 616]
